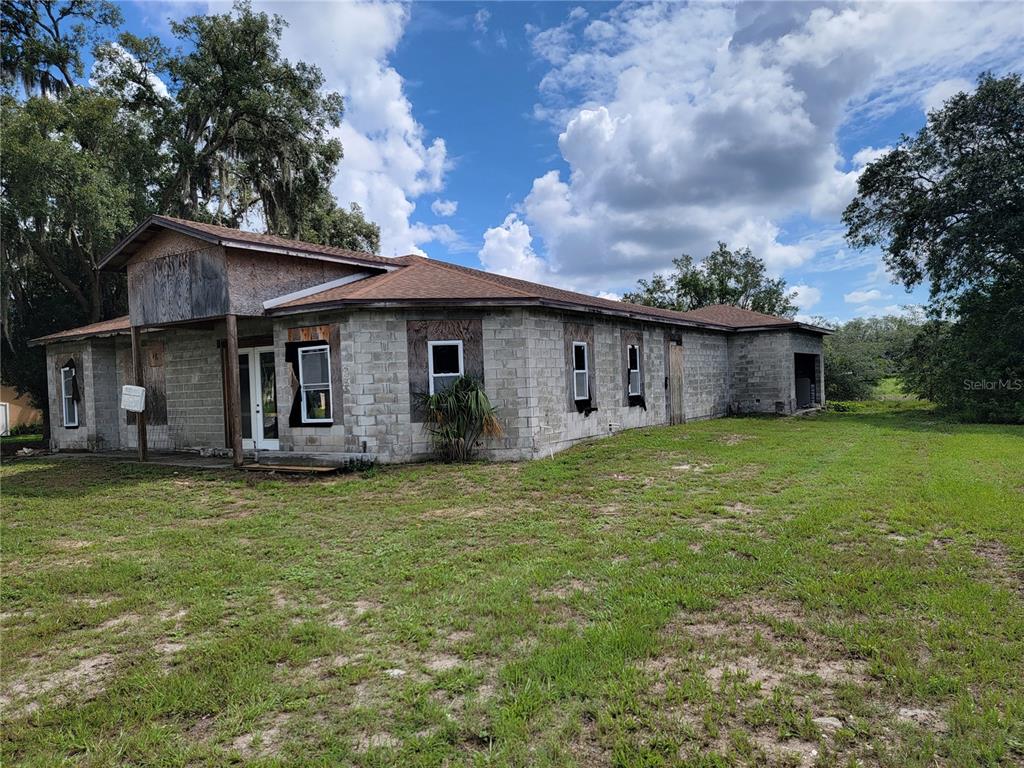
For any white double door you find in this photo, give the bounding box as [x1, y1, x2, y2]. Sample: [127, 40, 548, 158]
[238, 346, 279, 450]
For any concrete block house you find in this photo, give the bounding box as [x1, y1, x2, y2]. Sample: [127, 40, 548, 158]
[34, 216, 829, 464]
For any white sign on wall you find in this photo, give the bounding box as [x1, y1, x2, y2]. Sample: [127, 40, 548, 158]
[121, 385, 146, 413]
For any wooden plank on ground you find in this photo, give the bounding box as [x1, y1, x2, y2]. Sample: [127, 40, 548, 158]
[239, 463, 337, 474]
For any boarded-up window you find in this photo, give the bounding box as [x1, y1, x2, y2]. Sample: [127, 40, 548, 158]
[120, 342, 167, 426]
[407, 319, 483, 422]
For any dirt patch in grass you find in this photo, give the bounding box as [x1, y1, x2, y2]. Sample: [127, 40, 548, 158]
[188, 507, 255, 526]
[51, 538, 92, 551]
[99, 612, 142, 631]
[425, 652, 463, 672]
[751, 733, 821, 767]
[326, 598, 380, 629]
[719, 433, 753, 446]
[541, 577, 592, 599]
[420, 506, 492, 520]
[1, 653, 117, 716]
[672, 462, 713, 473]
[896, 706, 947, 733]
[355, 731, 400, 752]
[230, 713, 292, 759]
[636, 595, 881, 765]
[691, 503, 761, 532]
[974, 540, 1022, 594]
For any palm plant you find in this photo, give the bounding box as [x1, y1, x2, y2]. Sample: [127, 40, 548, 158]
[416, 376, 503, 462]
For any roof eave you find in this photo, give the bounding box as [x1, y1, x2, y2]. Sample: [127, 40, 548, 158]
[29, 326, 132, 347]
[266, 295, 736, 331]
[733, 322, 833, 335]
[99, 215, 399, 272]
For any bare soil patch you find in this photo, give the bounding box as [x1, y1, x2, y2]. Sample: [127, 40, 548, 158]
[230, 713, 291, 759]
[974, 540, 1022, 594]
[718, 433, 753, 446]
[1, 653, 117, 716]
[635, 595, 880, 763]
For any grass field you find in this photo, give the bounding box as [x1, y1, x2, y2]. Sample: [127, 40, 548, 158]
[2, 402, 1022, 767]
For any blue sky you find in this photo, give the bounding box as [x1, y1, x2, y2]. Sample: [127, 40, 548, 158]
[120, 1, 1023, 322]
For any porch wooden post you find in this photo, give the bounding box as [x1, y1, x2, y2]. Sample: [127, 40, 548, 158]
[130, 325, 148, 462]
[224, 314, 244, 467]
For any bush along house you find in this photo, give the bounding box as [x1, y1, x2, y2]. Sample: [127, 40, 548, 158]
[32, 216, 830, 465]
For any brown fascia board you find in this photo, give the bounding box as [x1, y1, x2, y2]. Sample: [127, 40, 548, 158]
[29, 325, 136, 347]
[265, 296, 738, 332]
[99, 215, 399, 272]
[733, 322, 834, 335]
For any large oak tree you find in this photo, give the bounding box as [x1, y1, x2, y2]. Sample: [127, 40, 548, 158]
[843, 72, 1023, 422]
[1, 0, 379, 411]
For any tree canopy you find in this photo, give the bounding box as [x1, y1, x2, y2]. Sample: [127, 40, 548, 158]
[843, 72, 1023, 422]
[813, 313, 923, 401]
[622, 242, 798, 317]
[1, 0, 379, 412]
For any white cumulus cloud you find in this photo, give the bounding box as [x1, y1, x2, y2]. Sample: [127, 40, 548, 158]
[431, 199, 458, 217]
[478, 214, 551, 283]
[262, 1, 451, 256]
[921, 77, 976, 114]
[790, 285, 823, 312]
[482, 2, 1023, 294]
[844, 288, 883, 304]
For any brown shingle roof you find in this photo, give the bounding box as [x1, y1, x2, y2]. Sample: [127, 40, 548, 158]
[36, 219, 828, 346]
[675, 304, 795, 328]
[30, 315, 131, 344]
[100, 215, 401, 270]
[270, 256, 824, 332]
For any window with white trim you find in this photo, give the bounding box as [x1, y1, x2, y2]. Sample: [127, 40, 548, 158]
[572, 342, 589, 400]
[627, 344, 641, 396]
[61, 365, 79, 427]
[298, 345, 332, 422]
[428, 340, 464, 394]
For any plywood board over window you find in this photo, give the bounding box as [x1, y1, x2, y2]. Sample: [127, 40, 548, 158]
[563, 321, 596, 412]
[118, 342, 167, 426]
[407, 319, 483, 422]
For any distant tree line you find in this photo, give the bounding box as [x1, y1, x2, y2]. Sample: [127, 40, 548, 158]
[1, 0, 379, 414]
[806, 313, 921, 401]
[623, 242, 798, 317]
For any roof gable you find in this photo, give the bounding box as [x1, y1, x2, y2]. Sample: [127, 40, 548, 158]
[100, 215, 401, 271]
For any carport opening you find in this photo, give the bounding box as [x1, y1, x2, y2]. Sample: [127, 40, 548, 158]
[794, 353, 821, 408]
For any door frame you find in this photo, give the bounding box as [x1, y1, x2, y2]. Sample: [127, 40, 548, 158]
[668, 341, 685, 425]
[239, 345, 280, 451]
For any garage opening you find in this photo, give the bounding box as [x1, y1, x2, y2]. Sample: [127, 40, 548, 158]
[794, 353, 821, 408]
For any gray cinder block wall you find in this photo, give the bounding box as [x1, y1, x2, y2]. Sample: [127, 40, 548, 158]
[45, 308, 822, 460]
[729, 330, 825, 414]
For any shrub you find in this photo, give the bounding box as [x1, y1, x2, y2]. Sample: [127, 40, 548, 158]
[416, 376, 503, 462]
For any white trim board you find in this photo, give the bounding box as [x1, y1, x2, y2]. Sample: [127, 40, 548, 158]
[262, 272, 374, 310]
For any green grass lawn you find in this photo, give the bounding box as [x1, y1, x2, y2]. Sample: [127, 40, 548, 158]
[872, 378, 914, 401]
[2, 403, 1022, 767]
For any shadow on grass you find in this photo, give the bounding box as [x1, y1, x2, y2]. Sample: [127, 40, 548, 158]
[0, 459, 231, 500]
[824, 405, 1024, 438]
